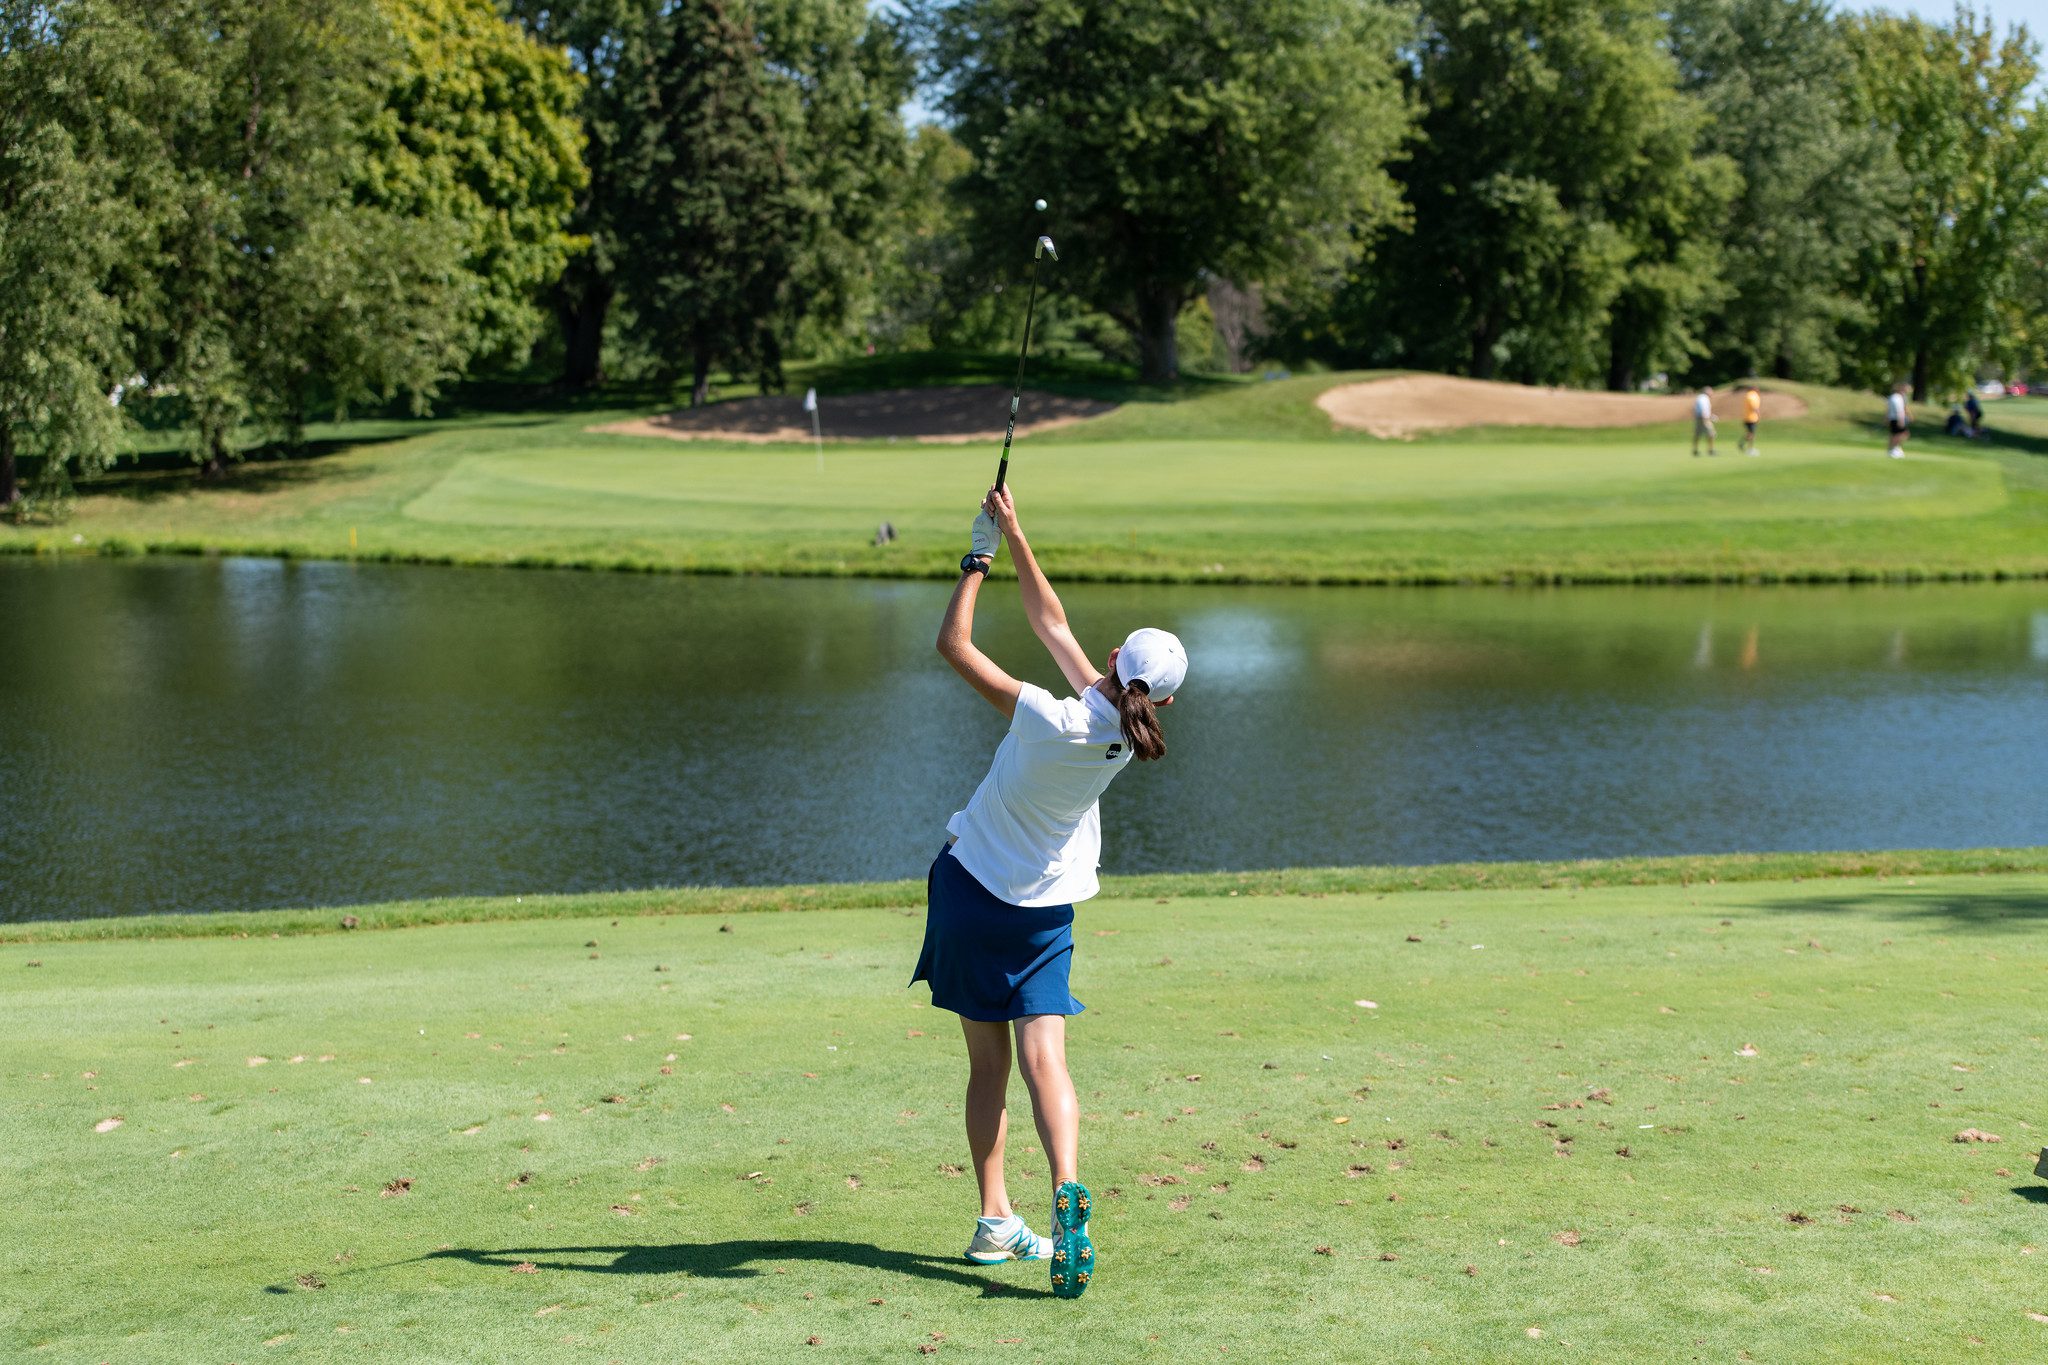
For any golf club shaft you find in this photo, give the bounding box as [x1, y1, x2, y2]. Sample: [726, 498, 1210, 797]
[994, 253, 1047, 495]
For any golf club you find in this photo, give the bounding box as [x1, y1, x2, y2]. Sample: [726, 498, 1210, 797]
[993, 228, 1057, 495]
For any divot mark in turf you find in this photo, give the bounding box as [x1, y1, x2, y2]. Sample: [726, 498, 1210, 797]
[94, 1116, 123, 1132]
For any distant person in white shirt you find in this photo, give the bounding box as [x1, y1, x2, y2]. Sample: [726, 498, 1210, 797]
[915, 484, 1188, 1300]
[1691, 387, 1717, 457]
[1886, 384, 1910, 459]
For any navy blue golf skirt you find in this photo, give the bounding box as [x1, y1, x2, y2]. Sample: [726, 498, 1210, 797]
[910, 845, 1085, 1022]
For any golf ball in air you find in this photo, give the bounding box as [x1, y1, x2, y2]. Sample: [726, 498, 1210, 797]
[1034, 198, 1047, 211]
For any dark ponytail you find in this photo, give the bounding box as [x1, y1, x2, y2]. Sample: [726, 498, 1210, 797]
[1111, 676, 1166, 762]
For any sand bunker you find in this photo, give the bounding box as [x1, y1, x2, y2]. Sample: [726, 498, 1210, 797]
[1316, 374, 1808, 438]
[597, 384, 1117, 445]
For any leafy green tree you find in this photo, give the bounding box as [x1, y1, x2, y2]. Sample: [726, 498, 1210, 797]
[0, 0, 141, 509]
[1846, 9, 2048, 401]
[1601, 82, 1737, 391]
[865, 124, 974, 351]
[920, 0, 1413, 384]
[124, 0, 483, 474]
[362, 0, 587, 366]
[505, 0, 905, 388]
[1373, 0, 1723, 386]
[1669, 0, 1884, 384]
[499, 0, 654, 387]
[865, 123, 1045, 352]
[613, 0, 798, 406]
[754, 0, 910, 361]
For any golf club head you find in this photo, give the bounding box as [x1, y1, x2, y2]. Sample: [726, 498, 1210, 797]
[1036, 235, 1058, 261]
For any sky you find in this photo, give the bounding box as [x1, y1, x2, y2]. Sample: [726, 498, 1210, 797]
[1897, 0, 2048, 34]
[888, 2, 2048, 129]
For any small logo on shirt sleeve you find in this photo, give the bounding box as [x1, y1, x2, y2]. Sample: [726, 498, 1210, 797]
[1104, 743, 1123, 760]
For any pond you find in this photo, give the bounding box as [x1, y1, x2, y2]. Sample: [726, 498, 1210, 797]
[2, 557, 2044, 921]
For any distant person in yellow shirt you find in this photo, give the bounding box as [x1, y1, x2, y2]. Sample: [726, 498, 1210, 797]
[1740, 386, 1762, 456]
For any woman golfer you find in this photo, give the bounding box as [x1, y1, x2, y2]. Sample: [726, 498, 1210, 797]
[913, 486, 1187, 1300]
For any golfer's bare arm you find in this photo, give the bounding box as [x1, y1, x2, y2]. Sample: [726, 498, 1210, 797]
[937, 568, 1022, 718]
[987, 490, 1100, 695]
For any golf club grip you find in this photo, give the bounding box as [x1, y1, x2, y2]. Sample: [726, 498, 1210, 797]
[994, 456, 1009, 494]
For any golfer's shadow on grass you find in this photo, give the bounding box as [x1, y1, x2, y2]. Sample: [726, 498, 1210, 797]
[424, 1241, 1051, 1298]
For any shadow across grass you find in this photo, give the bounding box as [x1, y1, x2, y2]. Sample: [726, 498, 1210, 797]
[2013, 1185, 2048, 1205]
[1751, 883, 2048, 931]
[421, 1240, 1052, 1298]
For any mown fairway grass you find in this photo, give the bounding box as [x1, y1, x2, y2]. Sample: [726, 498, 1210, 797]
[6, 366, 2047, 583]
[7, 863, 2045, 1361]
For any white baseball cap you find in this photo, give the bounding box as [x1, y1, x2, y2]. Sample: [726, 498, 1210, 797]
[1116, 627, 1187, 701]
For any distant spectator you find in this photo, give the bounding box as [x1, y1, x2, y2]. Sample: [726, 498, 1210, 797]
[1740, 386, 1762, 457]
[1965, 390, 1983, 434]
[1885, 385, 1910, 460]
[1691, 387, 1717, 458]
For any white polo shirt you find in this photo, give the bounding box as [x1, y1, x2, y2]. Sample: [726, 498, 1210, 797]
[1694, 393, 1712, 421]
[946, 682, 1133, 907]
[1888, 392, 1907, 425]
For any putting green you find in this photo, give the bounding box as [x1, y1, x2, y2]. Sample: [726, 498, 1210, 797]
[404, 435, 2006, 536]
[9, 371, 2046, 581]
[6, 869, 2043, 1360]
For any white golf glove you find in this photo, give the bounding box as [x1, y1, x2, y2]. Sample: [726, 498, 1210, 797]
[970, 508, 1000, 560]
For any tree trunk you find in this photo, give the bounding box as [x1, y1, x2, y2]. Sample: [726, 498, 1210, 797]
[691, 345, 712, 409]
[0, 424, 17, 508]
[1133, 286, 1183, 385]
[557, 269, 613, 390]
[1469, 311, 1501, 380]
[1908, 259, 1929, 404]
[201, 424, 227, 481]
[1605, 306, 1635, 392]
[1606, 345, 1634, 394]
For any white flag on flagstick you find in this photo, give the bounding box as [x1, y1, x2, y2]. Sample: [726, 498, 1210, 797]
[803, 387, 817, 412]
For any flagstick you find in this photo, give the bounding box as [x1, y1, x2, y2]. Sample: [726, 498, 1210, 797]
[804, 386, 824, 472]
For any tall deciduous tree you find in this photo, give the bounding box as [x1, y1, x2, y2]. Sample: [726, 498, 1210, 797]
[505, 0, 904, 389]
[1377, 0, 1722, 385]
[500, 0, 655, 388]
[362, 0, 587, 366]
[920, 0, 1412, 384]
[0, 0, 140, 508]
[126, 0, 479, 473]
[1670, 0, 1883, 384]
[613, 0, 797, 406]
[1601, 81, 1737, 391]
[755, 0, 910, 360]
[1847, 8, 2048, 401]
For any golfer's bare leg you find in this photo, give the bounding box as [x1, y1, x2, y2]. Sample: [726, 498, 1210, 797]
[1013, 1014, 1079, 1187]
[959, 1018, 1013, 1218]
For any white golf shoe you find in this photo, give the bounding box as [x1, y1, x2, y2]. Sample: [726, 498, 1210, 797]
[964, 1213, 1053, 1264]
